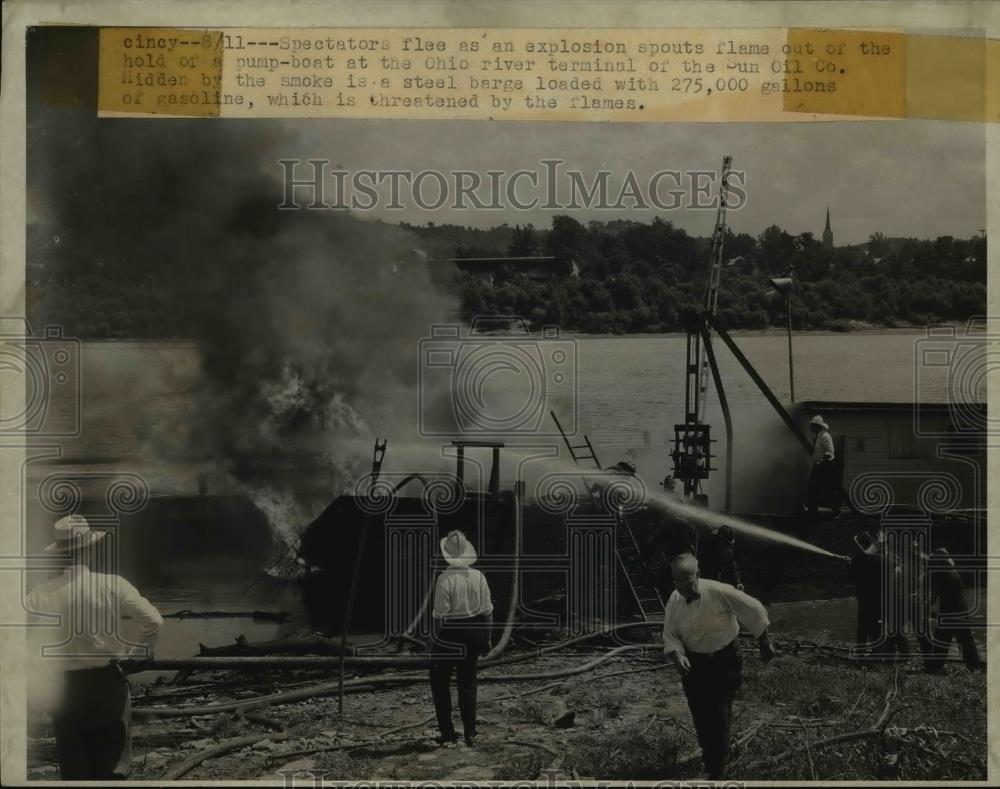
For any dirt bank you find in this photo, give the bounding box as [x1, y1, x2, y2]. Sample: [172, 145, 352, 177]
[26, 632, 987, 782]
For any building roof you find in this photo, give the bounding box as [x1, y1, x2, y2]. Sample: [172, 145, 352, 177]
[799, 400, 984, 413]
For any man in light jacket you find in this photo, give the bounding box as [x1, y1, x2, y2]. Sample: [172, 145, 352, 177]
[429, 530, 494, 747]
[662, 552, 777, 779]
[806, 415, 839, 515]
[26, 514, 162, 780]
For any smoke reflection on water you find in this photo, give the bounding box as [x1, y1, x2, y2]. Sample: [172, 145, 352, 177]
[137, 582, 308, 670]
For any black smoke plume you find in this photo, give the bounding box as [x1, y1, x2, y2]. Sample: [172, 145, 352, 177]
[29, 97, 458, 549]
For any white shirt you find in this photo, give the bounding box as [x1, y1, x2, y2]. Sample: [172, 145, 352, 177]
[661, 578, 769, 655]
[25, 565, 163, 671]
[432, 566, 493, 619]
[812, 430, 835, 463]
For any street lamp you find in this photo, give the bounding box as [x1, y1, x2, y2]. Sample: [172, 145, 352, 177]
[769, 275, 795, 402]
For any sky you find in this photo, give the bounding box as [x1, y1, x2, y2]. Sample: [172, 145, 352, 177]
[290, 117, 985, 245]
[24, 26, 985, 247]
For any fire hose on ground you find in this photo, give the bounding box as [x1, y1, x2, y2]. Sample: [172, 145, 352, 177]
[132, 621, 662, 718]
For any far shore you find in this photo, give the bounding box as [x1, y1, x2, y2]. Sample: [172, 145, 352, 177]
[82, 325, 947, 345]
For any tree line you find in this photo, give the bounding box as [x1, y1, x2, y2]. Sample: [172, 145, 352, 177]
[406, 216, 986, 334]
[27, 215, 985, 338]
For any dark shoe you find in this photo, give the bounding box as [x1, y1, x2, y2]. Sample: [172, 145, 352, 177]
[464, 736, 476, 747]
[435, 733, 459, 746]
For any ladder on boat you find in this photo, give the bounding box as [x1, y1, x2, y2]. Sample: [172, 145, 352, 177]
[550, 411, 664, 621]
[551, 410, 602, 495]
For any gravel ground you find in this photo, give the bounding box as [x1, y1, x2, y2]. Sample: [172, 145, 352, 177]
[26, 636, 987, 782]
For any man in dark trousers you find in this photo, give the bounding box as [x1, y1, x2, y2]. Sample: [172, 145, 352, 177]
[806, 415, 841, 516]
[25, 515, 162, 780]
[925, 547, 983, 673]
[698, 525, 743, 589]
[641, 514, 698, 601]
[428, 530, 494, 747]
[877, 533, 911, 659]
[900, 541, 934, 661]
[848, 532, 883, 650]
[661, 553, 777, 779]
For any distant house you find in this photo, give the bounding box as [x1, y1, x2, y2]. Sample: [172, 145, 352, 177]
[450, 256, 578, 283]
[798, 400, 985, 511]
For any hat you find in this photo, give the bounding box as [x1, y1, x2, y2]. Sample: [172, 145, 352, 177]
[440, 530, 477, 566]
[809, 415, 829, 430]
[853, 531, 880, 555]
[931, 546, 956, 567]
[44, 514, 106, 553]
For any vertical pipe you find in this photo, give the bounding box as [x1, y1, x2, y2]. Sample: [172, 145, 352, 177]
[338, 439, 386, 714]
[485, 480, 522, 659]
[787, 290, 796, 403]
[489, 446, 500, 496]
[338, 503, 371, 714]
[700, 330, 733, 513]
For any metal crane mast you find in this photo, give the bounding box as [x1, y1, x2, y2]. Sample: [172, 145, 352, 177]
[672, 155, 733, 501]
[696, 155, 733, 422]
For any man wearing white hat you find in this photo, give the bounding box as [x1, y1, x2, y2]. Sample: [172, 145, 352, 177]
[25, 514, 163, 780]
[806, 415, 839, 516]
[428, 530, 494, 747]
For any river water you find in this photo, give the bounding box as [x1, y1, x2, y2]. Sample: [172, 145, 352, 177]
[60, 329, 946, 463]
[32, 330, 972, 659]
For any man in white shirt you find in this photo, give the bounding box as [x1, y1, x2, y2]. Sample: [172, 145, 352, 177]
[662, 552, 776, 779]
[807, 415, 839, 515]
[25, 515, 162, 780]
[429, 530, 494, 747]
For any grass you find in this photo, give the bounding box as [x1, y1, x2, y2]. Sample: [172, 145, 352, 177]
[492, 751, 544, 781]
[88, 643, 987, 782]
[566, 722, 694, 780]
[505, 699, 552, 726]
[731, 653, 987, 781]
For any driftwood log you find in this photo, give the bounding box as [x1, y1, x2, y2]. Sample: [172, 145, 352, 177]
[135, 624, 662, 718]
[144, 621, 660, 671]
[164, 610, 290, 623]
[198, 634, 357, 657]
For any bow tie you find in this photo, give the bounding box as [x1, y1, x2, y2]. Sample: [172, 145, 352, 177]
[684, 594, 701, 604]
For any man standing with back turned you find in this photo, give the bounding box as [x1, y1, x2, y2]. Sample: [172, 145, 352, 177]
[662, 552, 777, 779]
[25, 514, 163, 780]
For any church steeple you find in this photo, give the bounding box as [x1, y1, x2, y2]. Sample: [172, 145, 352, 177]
[822, 207, 833, 249]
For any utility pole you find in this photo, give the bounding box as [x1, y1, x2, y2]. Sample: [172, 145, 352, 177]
[769, 275, 795, 402]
